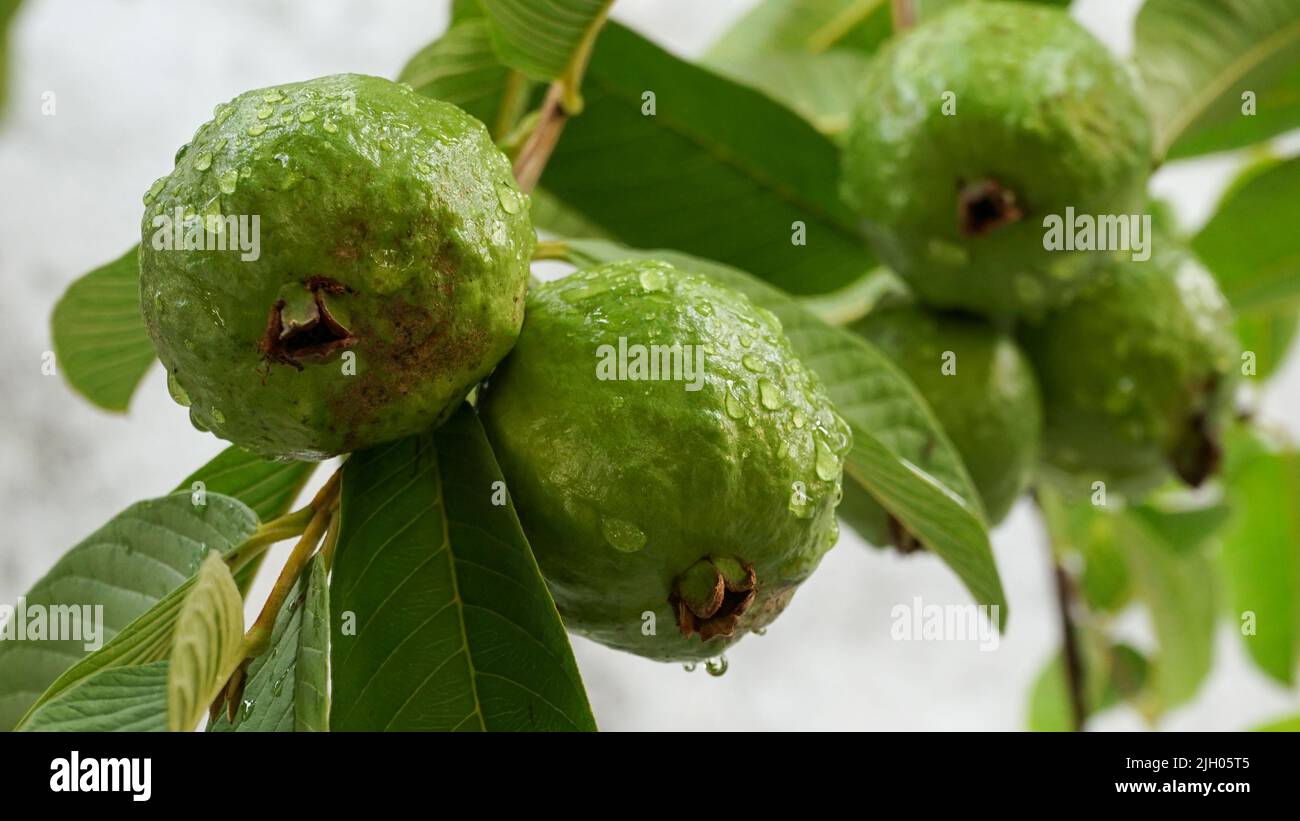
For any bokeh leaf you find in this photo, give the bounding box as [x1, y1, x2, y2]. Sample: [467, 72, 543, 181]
[1193, 156, 1300, 314]
[0, 493, 258, 730]
[705, 0, 892, 60]
[1221, 431, 1300, 685]
[1136, 0, 1300, 159]
[50, 246, 155, 412]
[20, 661, 169, 733]
[166, 552, 245, 732]
[541, 23, 876, 296]
[565, 239, 1007, 622]
[329, 405, 596, 731]
[209, 554, 329, 732]
[1027, 641, 1148, 731]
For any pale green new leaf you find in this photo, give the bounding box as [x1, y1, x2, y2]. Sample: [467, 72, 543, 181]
[166, 552, 245, 732]
[564, 240, 1007, 621]
[20, 662, 169, 732]
[329, 405, 596, 731]
[1136, 0, 1300, 159]
[0, 493, 258, 731]
[50, 246, 155, 412]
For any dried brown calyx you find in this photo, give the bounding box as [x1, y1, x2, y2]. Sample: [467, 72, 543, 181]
[958, 178, 1023, 237]
[671, 556, 757, 641]
[259, 277, 357, 369]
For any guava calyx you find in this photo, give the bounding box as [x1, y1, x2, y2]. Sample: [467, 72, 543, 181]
[959, 178, 1023, 237]
[1170, 409, 1223, 488]
[671, 556, 757, 642]
[258, 277, 357, 369]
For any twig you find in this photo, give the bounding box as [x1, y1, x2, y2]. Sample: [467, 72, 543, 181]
[1053, 562, 1088, 731]
[890, 0, 916, 32]
[512, 82, 569, 193]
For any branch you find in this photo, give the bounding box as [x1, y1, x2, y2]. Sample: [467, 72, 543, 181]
[1053, 561, 1088, 731]
[512, 82, 570, 193]
[891, 0, 916, 32]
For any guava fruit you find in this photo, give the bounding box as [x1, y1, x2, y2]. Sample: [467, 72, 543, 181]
[1021, 241, 1238, 496]
[479, 260, 851, 662]
[139, 73, 533, 460]
[849, 305, 1041, 524]
[840, 2, 1152, 318]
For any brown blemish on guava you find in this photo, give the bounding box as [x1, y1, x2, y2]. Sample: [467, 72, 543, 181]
[958, 178, 1023, 237]
[671, 561, 758, 642]
[258, 277, 357, 369]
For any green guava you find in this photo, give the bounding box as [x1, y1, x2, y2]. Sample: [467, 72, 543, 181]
[139, 73, 533, 460]
[849, 305, 1041, 524]
[1021, 241, 1239, 496]
[840, 2, 1152, 318]
[478, 260, 851, 662]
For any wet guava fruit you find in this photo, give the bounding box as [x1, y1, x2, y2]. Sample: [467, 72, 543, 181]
[849, 305, 1041, 524]
[139, 73, 533, 460]
[479, 260, 851, 662]
[840, 2, 1152, 318]
[1020, 240, 1239, 496]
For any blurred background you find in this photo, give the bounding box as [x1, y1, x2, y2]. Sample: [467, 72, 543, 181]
[1, 0, 1296, 730]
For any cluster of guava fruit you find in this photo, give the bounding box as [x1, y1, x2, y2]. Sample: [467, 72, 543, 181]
[838, 2, 1239, 532]
[140, 74, 849, 662]
[137, 1, 1239, 665]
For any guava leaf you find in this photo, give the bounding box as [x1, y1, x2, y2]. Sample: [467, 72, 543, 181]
[1193, 156, 1300, 315]
[1253, 713, 1300, 731]
[20, 661, 169, 733]
[1235, 310, 1298, 380]
[209, 555, 329, 732]
[480, 0, 613, 87]
[705, 0, 893, 60]
[540, 23, 876, 296]
[1113, 511, 1217, 717]
[174, 446, 315, 525]
[564, 239, 1008, 624]
[398, 19, 532, 139]
[329, 405, 596, 731]
[166, 552, 245, 732]
[1027, 641, 1148, 732]
[706, 48, 873, 138]
[1, 493, 258, 730]
[1221, 431, 1300, 685]
[1136, 0, 1300, 160]
[50, 246, 155, 413]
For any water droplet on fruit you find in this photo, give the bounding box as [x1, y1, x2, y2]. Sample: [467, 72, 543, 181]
[211, 408, 226, 425]
[322, 120, 338, 134]
[758, 378, 782, 409]
[247, 122, 267, 137]
[742, 354, 766, 373]
[682, 662, 697, 673]
[379, 140, 395, 152]
[792, 409, 806, 429]
[495, 180, 523, 214]
[262, 89, 285, 103]
[192, 151, 212, 172]
[815, 437, 839, 481]
[724, 385, 746, 419]
[601, 517, 646, 553]
[753, 627, 767, 636]
[218, 169, 238, 194]
[255, 105, 274, 120]
[705, 655, 729, 677]
[167, 372, 191, 407]
[143, 177, 166, 205]
[638, 267, 667, 291]
[298, 110, 317, 123]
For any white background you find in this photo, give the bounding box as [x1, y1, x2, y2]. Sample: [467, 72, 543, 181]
[1, 0, 1296, 730]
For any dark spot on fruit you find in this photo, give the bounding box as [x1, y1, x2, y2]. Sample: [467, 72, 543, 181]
[958, 178, 1024, 237]
[258, 277, 357, 369]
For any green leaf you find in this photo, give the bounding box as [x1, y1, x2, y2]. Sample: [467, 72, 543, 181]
[1193, 156, 1300, 314]
[209, 554, 329, 732]
[174, 446, 315, 524]
[166, 552, 245, 732]
[1114, 511, 1217, 715]
[1235, 309, 1298, 380]
[706, 48, 874, 137]
[0, 492, 258, 731]
[1253, 713, 1300, 730]
[1222, 433, 1300, 685]
[541, 23, 876, 296]
[50, 246, 155, 412]
[0, 0, 21, 116]
[1027, 641, 1148, 732]
[329, 405, 596, 731]
[398, 19, 532, 139]
[1136, 0, 1300, 159]
[705, 0, 893, 60]
[480, 0, 613, 87]
[564, 239, 1007, 622]
[20, 662, 169, 732]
